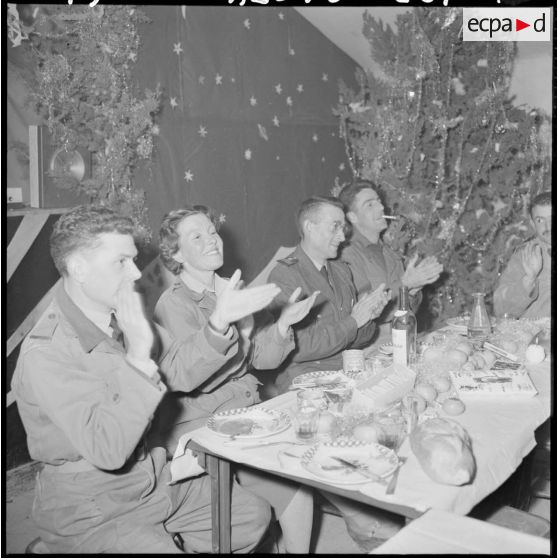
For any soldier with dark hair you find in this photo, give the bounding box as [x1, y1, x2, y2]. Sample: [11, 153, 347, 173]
[494, 191, 552, 318]
[11, 205, 272, 553]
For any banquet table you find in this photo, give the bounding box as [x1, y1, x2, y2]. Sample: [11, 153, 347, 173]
[180, 336, 551, 553]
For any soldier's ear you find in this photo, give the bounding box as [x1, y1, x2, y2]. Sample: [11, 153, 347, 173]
[346, 210, 358, 225]
[66, 253, 88, 283]
[302, 218, 313, 236]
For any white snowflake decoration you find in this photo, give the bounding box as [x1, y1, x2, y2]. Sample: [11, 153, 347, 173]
[296, 84, 304, 93]
[274, 84, 283, 95]
[215, 74, 223, 85]
[198, 75, 206, 84]
[322, 73, 329, 82]
[286, 96, 293, 107]
[184, 170, 194, 182]
[218, 213, 227, 224]
[244, 149, 252, 160]
[198, 126, 208, 138]
[170, 97, 178, 109]
[249, 96, 257, 107]
[243, 19, 251, 30]
[173, 43, 183, 55]
[272, 115, 280, 127]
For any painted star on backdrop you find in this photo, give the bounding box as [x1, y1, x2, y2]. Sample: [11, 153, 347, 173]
[249, 96, 257, 107]
[215, 74, 223, 85]
[198, 125, 208, 138]
[322, 73, 329, 82]
[244, 149, 252, 160]
[296, 84, 304, 93]
[243, 18, 251, 30]
[272, 115, 280, 127]
[198, 75, 206, 85]
[274, 84, 283, 95]
[170, 97, 178, 109]
[276, 155, 281, 161]
[173, 42, 183, 55]
[286, 96, 293, 107]
[339, 163, 345, 171]
[289, 48, 295, 56]
[312, 133, 319, 142]
[218, 213, 227, 224]
[278, 12, 284, 20]
[184, 170, 194, 182]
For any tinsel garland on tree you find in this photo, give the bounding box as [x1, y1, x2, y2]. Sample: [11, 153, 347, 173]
[334, 7, 551, 324]
[9, 4, 161, 242]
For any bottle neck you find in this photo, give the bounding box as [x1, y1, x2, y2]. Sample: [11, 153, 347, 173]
[399, 286, 410, 311]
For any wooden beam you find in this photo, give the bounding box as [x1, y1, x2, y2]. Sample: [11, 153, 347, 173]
[7, 213, 50, 281]
[7, 278, 61, 358]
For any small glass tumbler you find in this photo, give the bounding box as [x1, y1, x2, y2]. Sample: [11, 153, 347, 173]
[293, 402, 320, 443]
[375, 414, 407, 451]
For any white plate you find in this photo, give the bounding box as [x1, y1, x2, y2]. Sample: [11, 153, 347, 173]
[301, 439, 398, 485]
[292, 370, 350, 389]
[207, 407, 291, 439]
[379, 342, 393, 355]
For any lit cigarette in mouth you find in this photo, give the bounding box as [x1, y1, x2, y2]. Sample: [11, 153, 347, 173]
[383, 215, 398, 220]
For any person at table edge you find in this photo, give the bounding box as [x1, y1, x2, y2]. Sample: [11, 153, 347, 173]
[493, 191, 552, 319]
[268, 195, 391, 394]
[153, 205, 318, 554]
[338, 180, 443, 346]
[10, 205, 271, 553]
[267, 196, 402, 551]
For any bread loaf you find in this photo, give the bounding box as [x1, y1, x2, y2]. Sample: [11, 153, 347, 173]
[410, 417, 476, 485]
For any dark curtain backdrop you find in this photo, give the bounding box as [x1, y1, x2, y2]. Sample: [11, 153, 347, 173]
[133, 6, 358, 279]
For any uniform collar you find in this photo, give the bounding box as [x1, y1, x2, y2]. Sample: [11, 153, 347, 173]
[172, 274, 228, 308]
[350, 228, 380, 250]
[54, 283, 115, 353]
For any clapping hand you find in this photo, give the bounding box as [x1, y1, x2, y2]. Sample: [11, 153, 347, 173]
[115, 282, 154, 363]
[402, 253, 443, 292]
[351, 283, 390, 327]
[521, 243, 543, 281]
[277, 287, 320, 338]
[210, 269, 281, 332]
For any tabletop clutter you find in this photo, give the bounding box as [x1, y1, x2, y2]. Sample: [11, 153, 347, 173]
[203, 310, 548, 492]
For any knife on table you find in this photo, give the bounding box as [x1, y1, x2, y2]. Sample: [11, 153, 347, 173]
[330, 456, 386, 483]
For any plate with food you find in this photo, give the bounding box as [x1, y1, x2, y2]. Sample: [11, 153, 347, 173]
[291, 370, 351, 389]
[301, 439, 399, 485]
[207, 407, 291, 439]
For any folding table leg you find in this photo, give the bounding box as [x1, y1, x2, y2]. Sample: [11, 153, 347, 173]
[206, 454, 232, 554]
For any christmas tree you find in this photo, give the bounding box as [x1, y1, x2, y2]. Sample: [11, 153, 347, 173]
[334, 7, 551, 325]
[9, 4, 161, 242]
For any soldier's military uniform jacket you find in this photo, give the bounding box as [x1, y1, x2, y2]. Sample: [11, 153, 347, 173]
[10, 283, 269, 553]
[340, 229, 422, 345]
[268, 245, 376, 393]
[493, 238, 551, 319]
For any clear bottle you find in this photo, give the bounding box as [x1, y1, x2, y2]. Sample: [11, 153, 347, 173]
[391, 286, 417, 366]
[467, 292, 492, 339]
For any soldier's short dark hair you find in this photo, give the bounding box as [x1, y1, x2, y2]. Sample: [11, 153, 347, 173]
[529, 191, 552, 216]
[337, 180, 381, 213]
[296, 196, 344, 239]
[50, 205, 136, 275]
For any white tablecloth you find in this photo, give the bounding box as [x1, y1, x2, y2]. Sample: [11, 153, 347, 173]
[370, 508, 551, 554]
[179, 358, 550, 516]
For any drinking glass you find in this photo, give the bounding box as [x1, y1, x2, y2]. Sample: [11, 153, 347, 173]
[375, 414, 407, 452]
[293, 402, 320, 443]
